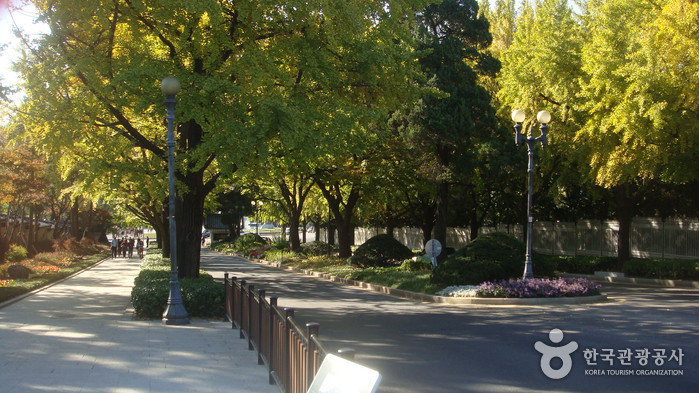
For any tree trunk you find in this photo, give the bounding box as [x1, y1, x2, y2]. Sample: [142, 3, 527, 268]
[175, 175, 206, 279]
[615, 184, 634, 262]
[469, 209, 480, 242]
[327, 219, 335, 246]
[288, 212, 301, 251]
[434, 180, 449, 260]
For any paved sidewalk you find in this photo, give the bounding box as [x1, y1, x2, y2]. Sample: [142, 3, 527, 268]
[0, 255, 279, 393]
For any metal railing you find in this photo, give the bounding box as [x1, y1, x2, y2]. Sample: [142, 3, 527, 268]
[224, 273, 354, 393]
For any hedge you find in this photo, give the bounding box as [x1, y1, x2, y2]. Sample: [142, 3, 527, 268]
[131, 255, 224, 319]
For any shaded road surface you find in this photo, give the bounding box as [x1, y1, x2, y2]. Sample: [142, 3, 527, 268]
[201, 249, 698, 393]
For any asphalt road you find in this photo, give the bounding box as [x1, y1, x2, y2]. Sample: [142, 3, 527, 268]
[200, 250, 698, 393]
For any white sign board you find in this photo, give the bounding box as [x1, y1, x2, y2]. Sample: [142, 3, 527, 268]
[425, 239, 442, 268]
[307, 354, 382, 393]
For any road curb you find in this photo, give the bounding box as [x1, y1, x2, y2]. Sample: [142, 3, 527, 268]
[224, 252, 609, 306]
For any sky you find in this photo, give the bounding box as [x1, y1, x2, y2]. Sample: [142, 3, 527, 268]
[0, 1, 49, 101]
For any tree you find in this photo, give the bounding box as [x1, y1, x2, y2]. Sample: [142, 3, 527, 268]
[576, 0, 699, 259]
[397, 0, 500, 252]
[15, 0, 428, 277]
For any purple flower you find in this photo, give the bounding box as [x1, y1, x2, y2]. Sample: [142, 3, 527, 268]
[475, 277, 601, 298]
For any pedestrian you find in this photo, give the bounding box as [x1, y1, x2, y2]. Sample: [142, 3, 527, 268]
[110, 236, 118, 258]
[128, 237, 135, 258]
[121, 238, 127, 258]
[137, 238, 144, 258]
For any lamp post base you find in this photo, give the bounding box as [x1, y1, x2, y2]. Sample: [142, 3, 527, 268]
[162, 303, 190, 325]
[162, 280, 190, 325]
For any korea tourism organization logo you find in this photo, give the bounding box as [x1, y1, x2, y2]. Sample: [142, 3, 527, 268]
[534, 329, 685, 379]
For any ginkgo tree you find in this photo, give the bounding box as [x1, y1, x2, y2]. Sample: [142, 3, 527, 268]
[13, 0, 428, 277]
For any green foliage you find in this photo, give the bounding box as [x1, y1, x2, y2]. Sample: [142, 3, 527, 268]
[551, 256, 620, 275]
[623, 259, 698, 280]
[298, 241, 335, 257]
[400, 258, 432, 272]
[6, 245, 29, 263]
[270, 237, 290, 251]
[431, 232, 554, 285]
[130, 255, 223, 319]
[233, 233, 267, 253]
[348, 267, 440, 294]
[349, 234, 414, 268]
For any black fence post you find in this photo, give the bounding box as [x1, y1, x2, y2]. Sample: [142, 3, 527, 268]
[223, 273, 229, 321]
[283, 308, 295, 392]
[257, 289, 266, 365]
[247, 284, 255, 350]
[238, 279, 246, 338]
[306, 322, 320, 391]
[268, 296, 278, 385]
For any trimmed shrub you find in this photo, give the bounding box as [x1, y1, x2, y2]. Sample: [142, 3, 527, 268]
[7, 264, 31, 279]
[130, 254, 224, 319]
[623, 258, 698, 280]
[299, 241, 335, 256]
[431, 232, 555, 286]
[553, 256, 620, 274]
[400, 258, 432, 272]
[349, 234, 413, 268]
[6, 244, 28, 263]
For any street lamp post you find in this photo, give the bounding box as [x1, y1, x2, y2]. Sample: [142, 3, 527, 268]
[512, 109, 551, 279]
[161, 76, 189, 325]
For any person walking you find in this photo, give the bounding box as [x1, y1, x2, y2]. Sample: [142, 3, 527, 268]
[110, 236, 118, 258]
[128, 237, 135, 258]
[136, 238, 144, 258]
[121, 238, 127, 258]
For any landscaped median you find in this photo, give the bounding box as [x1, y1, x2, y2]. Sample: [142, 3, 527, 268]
[212, 234, 608, 306]
[242, 256, 609, 305]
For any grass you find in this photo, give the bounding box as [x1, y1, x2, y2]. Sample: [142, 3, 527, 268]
[0, 252, 108, 304]
[275, 254, 443, 294]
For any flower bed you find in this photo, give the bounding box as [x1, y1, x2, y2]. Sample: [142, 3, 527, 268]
[34, 266, 61, 274]
[0, 279, 15, 287]
[437, 277, 601, 298]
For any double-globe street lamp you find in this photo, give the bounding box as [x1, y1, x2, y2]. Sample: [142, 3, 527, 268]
[161, 76, 189, 325]
[512, 109, 551, 279]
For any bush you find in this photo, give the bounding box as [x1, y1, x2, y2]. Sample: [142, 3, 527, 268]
[270, 237, 290, 251]
[431, 232, 555, 286]
[130, 255, 224, 319]
[623, 258, 698, 280]
[233, 233, 267, 254]
[299, 241, 335, 256]
[400, 258, 432, 272]
[553, 256, 620, 274]
[7, 264, 31, 279]
[6, 244, 28, 263]
[349, 234, 413, 268]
